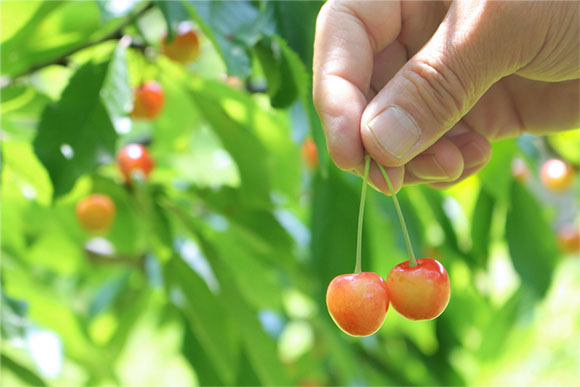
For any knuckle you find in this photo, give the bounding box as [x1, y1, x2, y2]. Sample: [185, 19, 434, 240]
[403, 58, 468, 128]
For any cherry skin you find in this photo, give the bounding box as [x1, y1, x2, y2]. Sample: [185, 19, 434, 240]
[117, 144, 155, 183]
[386, 258, 450, 321]
[161, 23, 200, 65]
[130, 81, 165, 120]
[301, 137, 319, 170]
[540, 159, 574, 192]
[558, 225, 580, 254]
[326, 272, 389, 337]
[76, 194, 115, 234]
[220, 74, 244, 90]
[511, 158, 530, 183]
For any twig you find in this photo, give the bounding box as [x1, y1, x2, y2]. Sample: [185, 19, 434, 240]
[11, 2, 154, 80]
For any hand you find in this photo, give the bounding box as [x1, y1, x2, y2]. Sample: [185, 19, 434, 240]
[313, 0, 579, 192]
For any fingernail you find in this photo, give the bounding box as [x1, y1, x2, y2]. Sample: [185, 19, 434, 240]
[408, 154, 449, 180]
[461, 142, 490, 168]
[367, 106, 421, 159]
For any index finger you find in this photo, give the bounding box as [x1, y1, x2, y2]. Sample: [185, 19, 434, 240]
[313, 0, 401, 170]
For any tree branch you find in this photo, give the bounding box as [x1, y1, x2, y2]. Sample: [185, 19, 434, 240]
[11, 2, 155, 80]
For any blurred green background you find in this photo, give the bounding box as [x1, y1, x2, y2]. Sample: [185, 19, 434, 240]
[1, 1, 579, 386]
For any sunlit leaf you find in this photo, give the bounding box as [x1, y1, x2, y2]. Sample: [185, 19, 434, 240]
[506, 181, 559, 297]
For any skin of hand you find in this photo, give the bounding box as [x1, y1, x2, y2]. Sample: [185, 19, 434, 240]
[313, 0, 579, 193]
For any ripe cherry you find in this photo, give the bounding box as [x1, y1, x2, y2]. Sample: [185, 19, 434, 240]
[540, 158, 574, 192]
[76, 194, 115, 234]
[220, 74, 244, 90]
[558, 225, 580, 254]
[130, 81, 165, 120]
[511, 158, 530, 183]
[386, 258, 450, 321]
[161, 23, 201, 65]
[326, 272, 389, 337]
[301, 137, 319, 170]
[117, 144, 155, 183]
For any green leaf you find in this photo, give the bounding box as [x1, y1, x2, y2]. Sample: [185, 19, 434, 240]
[311, 167, 360, 289]
[470, 188, 495, 267]
[184, 79, 272, 207]
[88, 271, 131, 319]
[547, 130, 580, 164]
[33, 56, 122, 198]
[165, 257, 238, 385]
[377, 189, 424, 262]
[254, 36, 298, 108]
[419, 186, 461, 255]
[168, 202, 291, 385]
[100, 39, 132, 132]
[272, 1, 323, 69]
[479, 139, 517, 201]
[1, 85, 51, 142]
[183, 0, 274, 77]
[1, 294, 27, 340]
[181, 322, 225, 386]
[506, 181, 559, 297]
[0, 354, 47, 387]
[1, 1, 102, 77]
[477, 288, 535, 360]
[155, 0, 189, 41]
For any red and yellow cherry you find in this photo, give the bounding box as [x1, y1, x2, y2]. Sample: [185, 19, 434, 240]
[558, 225, 580, 254]
[301, 137, 319, 170]
[76, 194, 116, 234]
[117, 144, 155, 183]
[326, 272, 389, 337]
[540, 159, 574, 192]
[511, 158, 530, 183]
[220, 74, 244, 90]
[130, 81, 165, 120]
[161, 22, 200, 65]
[386, 258, 450, 321]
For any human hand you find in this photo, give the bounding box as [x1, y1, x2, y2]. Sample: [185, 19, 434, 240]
[313, 0, 579, 192]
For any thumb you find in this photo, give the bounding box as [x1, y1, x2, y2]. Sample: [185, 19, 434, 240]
[361, 1, 524, 166]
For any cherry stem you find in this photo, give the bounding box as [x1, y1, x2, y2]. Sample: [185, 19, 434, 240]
[377, 164, 417, 267]
[354, 155, 371, 274]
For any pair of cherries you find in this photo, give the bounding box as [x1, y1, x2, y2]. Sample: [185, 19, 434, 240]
[326, 259, 450, 337]
[325, 155, 451, 337]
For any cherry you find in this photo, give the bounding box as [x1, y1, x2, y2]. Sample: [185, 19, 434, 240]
[386, 258, 450, 321]
[301, 137, 319, 170]
[220, 74, 244, 90]
[161, 23, 200, 65]
[117, 144, 155, 183]
[511, 158, 530, 183]
[130, 81, 165, 120]
[326, 272, 389, 337]
[558, 225, 580, 254]
[76, 194, 115, 234]
[540, 158, 574, 192]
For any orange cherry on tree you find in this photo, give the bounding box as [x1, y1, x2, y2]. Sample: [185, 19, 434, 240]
[76, 194, 116, 234]
[558, 224, 580, 254]
[117, 143, 155, 183]
[161, 22, 201, 65]
[511, 157, 530, 183]
[130, 81, 165, 120]
[301, 137, 319, 170]
[540, 158, 575, 192]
